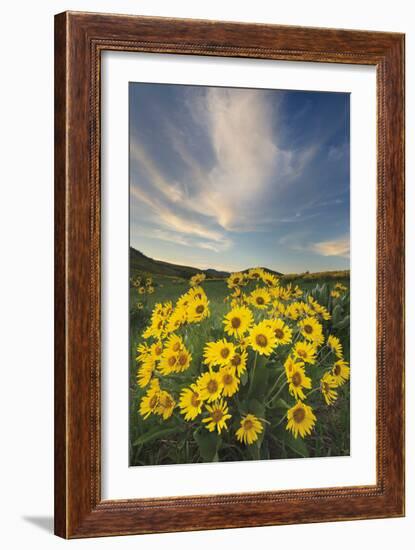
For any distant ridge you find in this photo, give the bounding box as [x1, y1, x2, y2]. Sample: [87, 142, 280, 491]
[130, 247, 230, 279]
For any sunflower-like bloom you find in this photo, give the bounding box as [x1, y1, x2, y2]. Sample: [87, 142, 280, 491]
[265, 318, 292, 346]
[287, 363, 312, 400]
[136, 342, 151, 363]
[175, 348, 192, 373]
[292, 285, 303, 298]
[296, 301, 314, 318]
[202, 399, 231, 433]
[223, 305, 253, 339]
[176, 292, 191, 310]
[139, 379, 161, 419]
[236, 414, 263, 445]
[335, 282, 348, 292]
[331, 359, 350, 386]
[149, 341, 163, 361]
[228, 348, 248, 376]
[261, 271, 279, 288]
[219, 366, 240, 397]
[203, 339, 236, 368]
[293, 341, 317, 364]
[270, 285, 291, 301]
[238, 336, 250, 350]
[247, 267, 265, 281]
[270, 300, 286, 317]
[142, 311, 166, 340]
[187, 295, 210, 324]
[189, 273, 206, 287]
[158, 348, 179, 375]
[249, 321, 277, 356]
[227, 272, 245, 289]
[164, 334, 184, 355]
[327, 335, 344, 358]
[136, 357, 156, 388]
[165, 307, 187, 333]
[151, 302, 164, 316]
[158, 340, 192, 375]
[320, 372, 338, 405]
[197, 371, 223, 402]
[138, 286, 146, 295]
[308, 296, 331, 320]
[131, 276, 141, 288]
[284, 302, 301, 320]
[179, 384, 205, 421]
[286, 401, 316, 439]
[331, 290, 341, 298]
[157, 390, 176, 420]
[298, 316, 324, 345]
[284, 355, 304, 378]
[187, 285, 207, 300]
[249, 287, 271, 309]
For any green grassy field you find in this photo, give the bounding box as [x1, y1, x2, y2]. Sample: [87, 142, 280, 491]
[129, 268, 350, 467]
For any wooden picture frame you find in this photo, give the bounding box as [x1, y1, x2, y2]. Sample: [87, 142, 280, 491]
[54, 11, 405, 538]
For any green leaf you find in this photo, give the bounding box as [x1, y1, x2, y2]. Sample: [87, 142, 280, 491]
[241, 371, 248, 386]
[332, 304, 343, 326]
[133, 426, 179, 447]
[320, 283, 329, 304]
[247, 399, 265, 418]
[248, 359, 269, 398]
[335, 314, 350, 329]
[194, 428, 220, 461]
[282, 432, 309, 458]
[272, 398, 290, 410]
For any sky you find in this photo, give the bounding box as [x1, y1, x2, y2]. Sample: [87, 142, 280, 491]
[129, 82, 350, 274]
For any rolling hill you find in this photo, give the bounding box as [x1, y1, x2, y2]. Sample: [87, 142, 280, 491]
[129, 247, 284, 280]
[129, 247, 230, 279]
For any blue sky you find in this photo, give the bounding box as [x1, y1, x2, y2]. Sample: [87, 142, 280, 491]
[129, 83, 350, 274]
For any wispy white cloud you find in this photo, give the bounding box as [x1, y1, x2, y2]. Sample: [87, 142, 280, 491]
[311, 237, 350, 258]
[279, 233, 350, 259]
[130, 140, 184, 203]
[132, 225, 231, 253]
[179, 87, 314, 231]
[130, 86, 332, 257]
[130, 186, 220, 242]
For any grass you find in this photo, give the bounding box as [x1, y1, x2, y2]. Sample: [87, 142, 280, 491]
[129, 272, 350, 466]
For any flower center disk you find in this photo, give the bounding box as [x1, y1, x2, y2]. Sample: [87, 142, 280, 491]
[231, 317, 241, 329]
[256, 334, 268, 347]
[207, 380, 218, 393]
[293, 407, 306, 423]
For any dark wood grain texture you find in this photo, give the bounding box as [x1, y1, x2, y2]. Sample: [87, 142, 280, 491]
[54, 11, 405, 539]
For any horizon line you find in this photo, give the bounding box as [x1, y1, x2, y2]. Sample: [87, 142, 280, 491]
[129, 245, 350, 276]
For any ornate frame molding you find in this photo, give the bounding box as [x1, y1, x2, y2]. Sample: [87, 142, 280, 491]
[55, 11, 405, 538]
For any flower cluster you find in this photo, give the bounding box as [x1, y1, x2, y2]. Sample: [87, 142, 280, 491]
[131, 275, 155, 310]
[136, 267, 350, 453]
[330, 282, 348, 299]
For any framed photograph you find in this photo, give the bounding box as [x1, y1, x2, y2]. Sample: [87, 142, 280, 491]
[54, 11, 405, 538]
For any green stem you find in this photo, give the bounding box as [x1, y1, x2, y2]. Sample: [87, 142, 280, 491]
[248, 352, 258, 394]
[293, 330, 302, 344]
[319, 350, 333, 364]
[274, 412, 287, 428]
[306, 387, 320, 398]
[316, 344, 328, 358]
[266, 369, 286, 401]
[266, 380, 287, 408]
